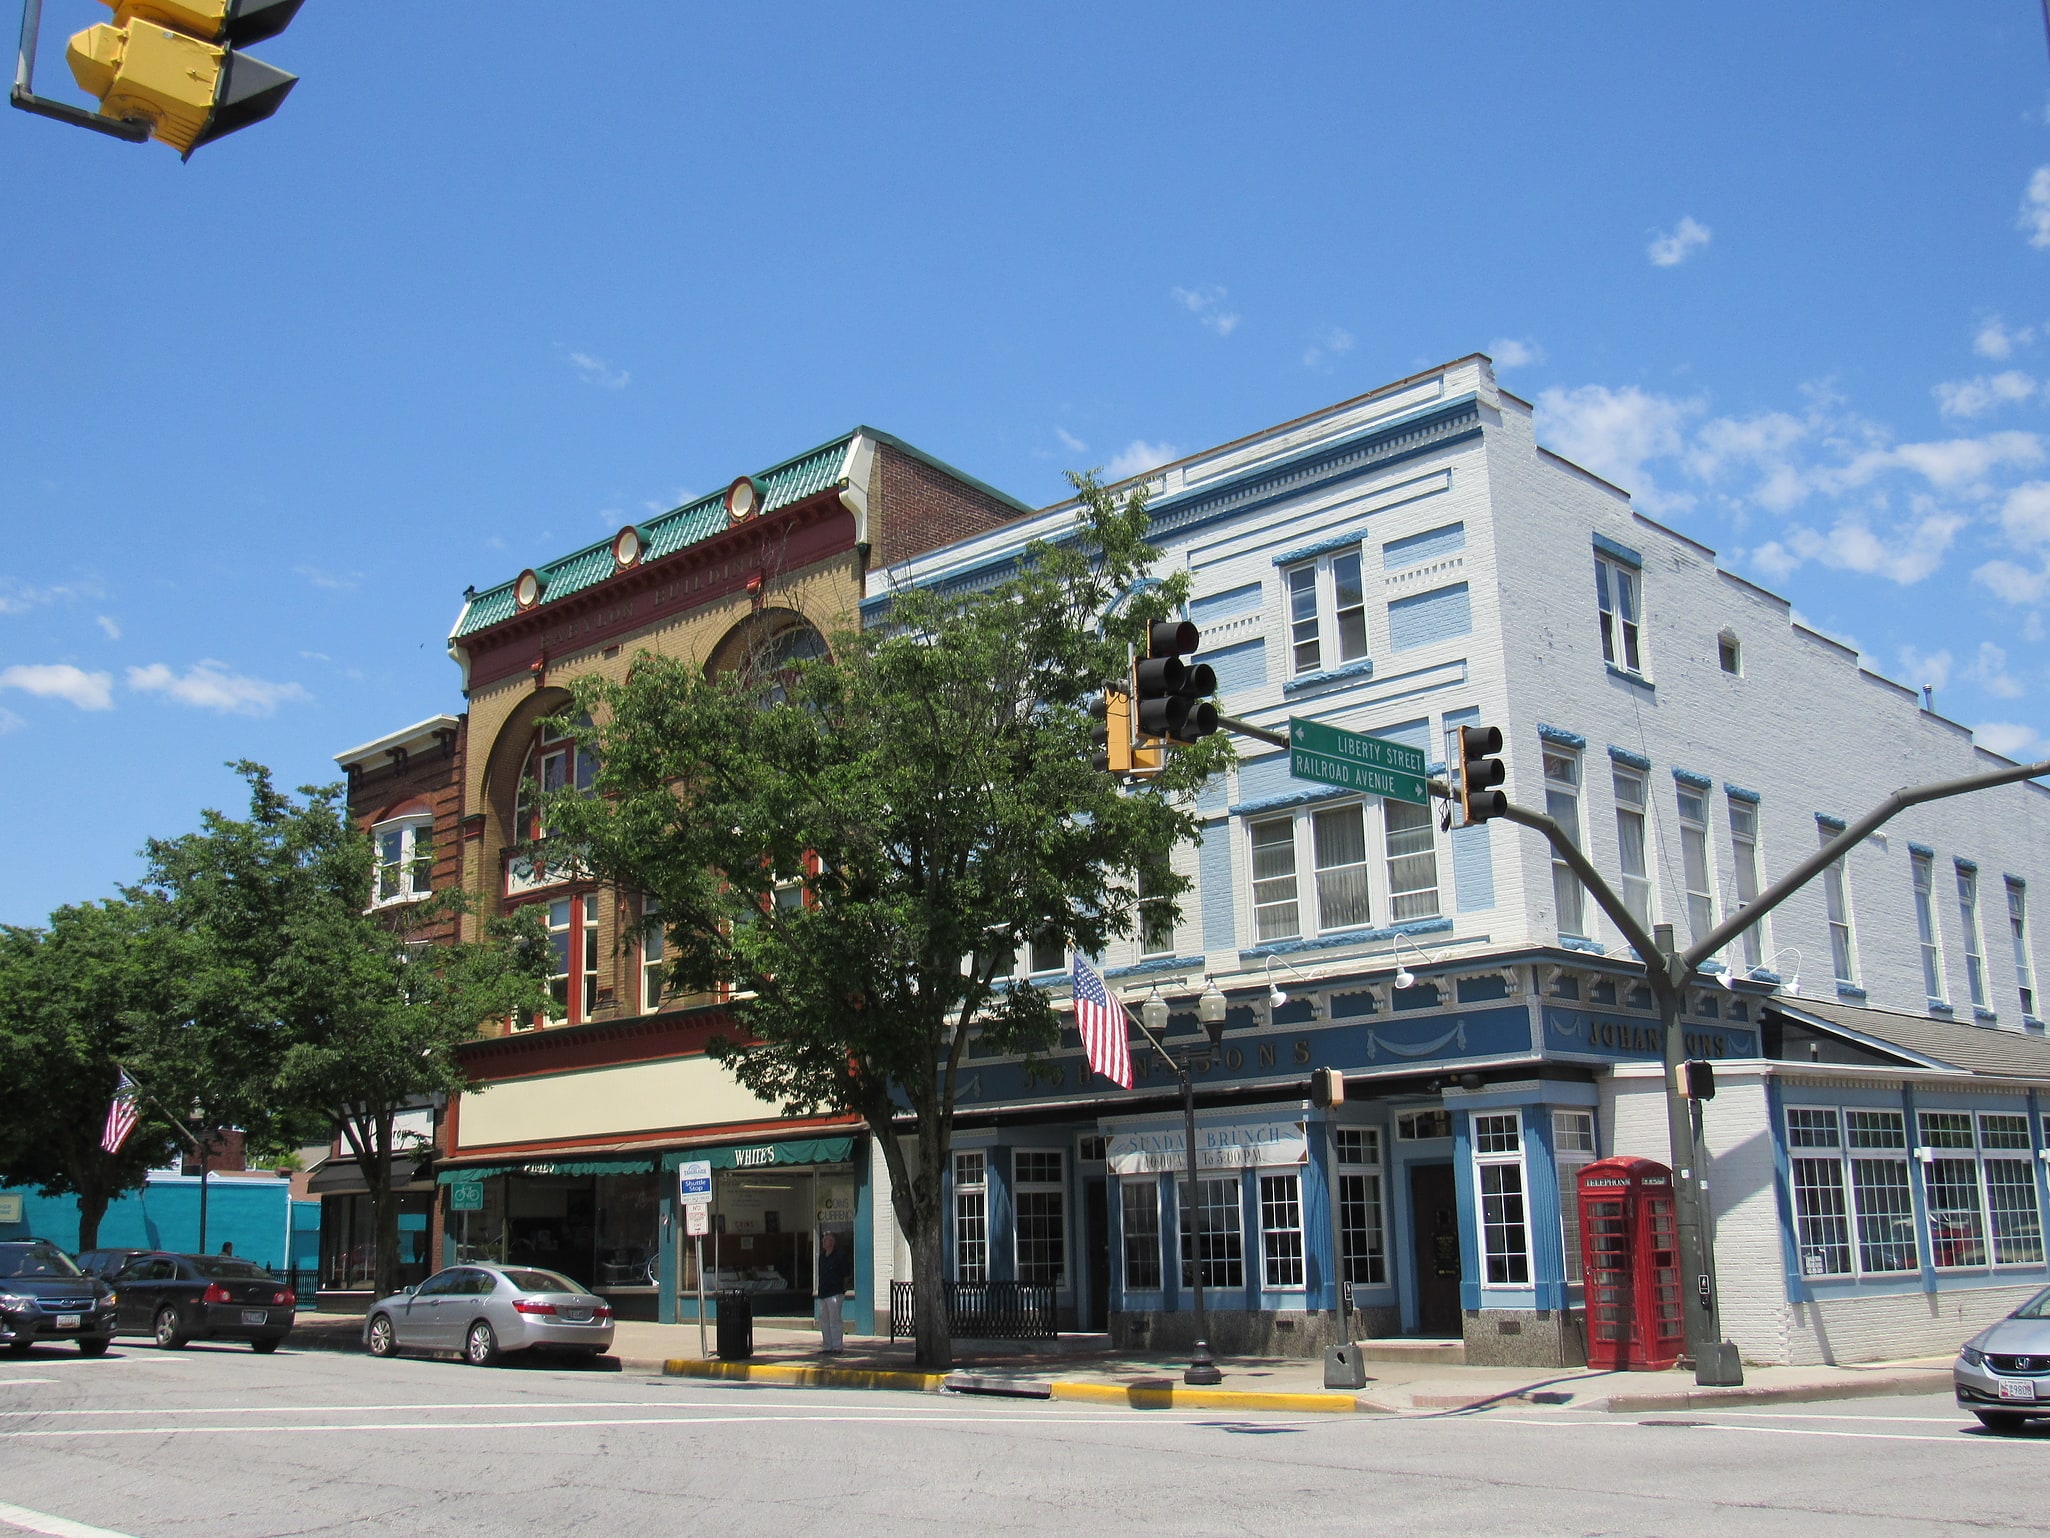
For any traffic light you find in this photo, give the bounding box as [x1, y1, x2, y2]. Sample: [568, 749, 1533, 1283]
[66, 1, 303, 158]
[1457, 724, 1507, 824]
[1673, 1060, 1716, 1100]
[1133, 620, 1220, 745]
[1088, 690, 1133, 776]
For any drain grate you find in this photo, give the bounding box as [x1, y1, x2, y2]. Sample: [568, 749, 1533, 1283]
[1637, 1418, 1707, 1429]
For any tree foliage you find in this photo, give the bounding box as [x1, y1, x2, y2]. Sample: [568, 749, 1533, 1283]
[544, 476, 1232, 1366]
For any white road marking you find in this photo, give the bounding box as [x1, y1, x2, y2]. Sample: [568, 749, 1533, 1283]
[0, 1500, 141, 1538]
[0, 1380, 58, 1388]
[0, 1396, 1103, 1419]
[1479, 1415, 1982, 1445]
[0, 1410, 1292, 1439]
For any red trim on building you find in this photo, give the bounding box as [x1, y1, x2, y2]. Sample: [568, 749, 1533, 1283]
[456, 1008, 749, 1082]
[442, 1112, 863, 1164]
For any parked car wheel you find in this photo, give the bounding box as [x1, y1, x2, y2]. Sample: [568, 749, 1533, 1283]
[250, 1337, 281, 1354]
[1974, 1410, 2031, 1433]
[153, 1306, 188, 1350]
[464, 1319, 500, 1367]
[365, 1314, 399, 1359]
[76, 1338, 110, 1357]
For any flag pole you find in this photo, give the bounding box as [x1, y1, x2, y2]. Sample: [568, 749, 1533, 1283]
[113, 1062, 214, 1254]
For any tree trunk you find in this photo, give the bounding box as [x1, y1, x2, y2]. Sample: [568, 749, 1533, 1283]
[76, 1187, 109, 1253]
[363, 1110, 402, 1301]
[909, 1211, 951, 1370]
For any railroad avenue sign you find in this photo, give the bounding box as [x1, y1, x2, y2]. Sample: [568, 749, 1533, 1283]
[1288, 718, 1428, 804]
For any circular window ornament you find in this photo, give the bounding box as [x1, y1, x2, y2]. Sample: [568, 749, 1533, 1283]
[513, 570, 542, 611]
[725, 475, 766, 525]
[612, 525, 644, 569]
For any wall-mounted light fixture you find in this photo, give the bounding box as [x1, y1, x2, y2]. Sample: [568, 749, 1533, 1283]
[1262, 956, 1325, 1019]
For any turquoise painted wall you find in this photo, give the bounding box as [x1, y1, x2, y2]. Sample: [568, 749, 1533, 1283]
[0, 1175, 314, 1271]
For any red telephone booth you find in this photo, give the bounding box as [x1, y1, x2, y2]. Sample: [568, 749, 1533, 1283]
[1577, 1156, 1684, 1371]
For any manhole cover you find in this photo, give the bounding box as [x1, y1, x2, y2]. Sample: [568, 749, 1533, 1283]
[1638, 1419, 1707, 1429]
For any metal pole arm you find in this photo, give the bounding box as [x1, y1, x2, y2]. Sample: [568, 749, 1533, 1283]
[12, 0, 149, 142]
[1678, 757, 2050, 974]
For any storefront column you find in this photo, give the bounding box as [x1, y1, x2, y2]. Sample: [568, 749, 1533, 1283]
[657, 1181, 678, 1325]
[852, 1140, 874, 1335]
[1524, 1109, 1568, 1312]
[1451, 1110, 1482, 1312]
[1302, 1119, 1335, 1313]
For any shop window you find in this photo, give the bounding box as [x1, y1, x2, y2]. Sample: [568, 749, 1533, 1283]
[1553, 1110, 1598, 1285]
[1543, 747, 1586, 937]
[1120, 1178, 1162, 1290]
[1845, 1111, 1915, 1275]
[1259, 1173, 1305, 1289]
[954, 1151, 988, 1284]
[1336, 1127, 1386, 1286]
[1784, 1106, 1920, 1278]
[1396, 1109, 1451, 1141]
[1013, 1150, 1066, 1287]
[1917, 1112, 2045, 1269]
[371, 812, 434, 907]
[1786, 1107, 1852, 1276]
[1472, 1112, 1528, 1285]
[1179, 1176, 1244, 1290]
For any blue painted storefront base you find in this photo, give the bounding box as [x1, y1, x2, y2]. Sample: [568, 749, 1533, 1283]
[0, 1175, 318, 1272]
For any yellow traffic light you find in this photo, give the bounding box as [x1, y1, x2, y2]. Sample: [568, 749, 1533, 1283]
[65, 0, 301, 158]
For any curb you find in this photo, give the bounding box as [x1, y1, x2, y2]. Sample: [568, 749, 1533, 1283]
[1597, 1371, 1953, 1414]
[1047, 1380, 1380, 1414]
[662, 1359, 948, 1392]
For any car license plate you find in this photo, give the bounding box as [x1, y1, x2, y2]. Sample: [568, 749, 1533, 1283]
[240, 1310, 267, 1326]
[1998, 1378, 2038, 1401]
[563, 1309, 591, 1323]
[53, 1315, 79, 1331]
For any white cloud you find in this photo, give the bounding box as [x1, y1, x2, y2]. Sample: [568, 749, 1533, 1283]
[126, 661, 309, 717]
[0, 662, 114, 711]
[1647, 215, 1712, 267]
[1104, 440, 1181, 481]
[2020, 166, 2050, 250]
[1170, 285, 1240, 337]
[1302, 327, 1355, 371]
[568, 351, 630, 389]
[1487, 337, 1546, 371]
[1974, 316, 2035, 360]
[0, 578, 98, 615]
[1975, 557, 2050, 604]
[2001, 481, 2050, 547]
[1934, 371, 2037, 419]
[1534, 383, 1705, 510]
[1898, 645, 1954, 692]
[0, 705, 21, 734]
[1055, 427, 1088, 455]
[1974, 720, 2047, 759]
[1750, 511, 1964, 586]
[95, 615, 120, 641]
[1968, 641, 2026, 699]
[293, 564, 362, 592]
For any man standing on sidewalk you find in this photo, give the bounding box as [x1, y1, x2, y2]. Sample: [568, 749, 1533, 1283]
[816, 1230, 852, 1353]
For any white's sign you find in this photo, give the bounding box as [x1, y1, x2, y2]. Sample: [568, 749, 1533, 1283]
[1106, 1119, 1308, 1175]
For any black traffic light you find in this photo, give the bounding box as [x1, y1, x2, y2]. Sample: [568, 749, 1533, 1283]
[1087, 690, 1134, 776]
[65, 0, 303, 158]
[1133, 620, 1219, 744]
[1457, 724, 1507, 824]
[1674, 1059, 1716, 1100]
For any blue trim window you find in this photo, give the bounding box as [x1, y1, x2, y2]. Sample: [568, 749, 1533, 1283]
[1821, 831, 1859, 987]
[1677, 784, 1716, 948]
[1013, 1150, 1067, 1287]
[1259, 1173, 1306, 1288]
[1594, 554, 1643, 674]
[1920, 1112, 2044, 1269]
[953, 1151, 988, 1284]
[1728, 797, 1765, 970]
[1786, 1107, 1852, 1276]
[1612, 764, 1652, 928]
[1180, 1176, 1245, 1289]
[1957, 865, 1990, 1011]
[1473, 1112, 1530, 1285]
[1120, 1178, 1162, 1290]
[1553, 1110, 1598, 1284]
[1543, 745, 1587, 938]
[1335, 1128, 1386, 1285]
[2007, 878, 2035, 1017]
[1912, 851, 1945, 1002]
[1285, 549, 1368, 678]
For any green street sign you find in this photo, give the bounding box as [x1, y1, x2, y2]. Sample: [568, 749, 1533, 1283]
[1288, 717, 1429, 804]
[449, 1181, 485, 1213]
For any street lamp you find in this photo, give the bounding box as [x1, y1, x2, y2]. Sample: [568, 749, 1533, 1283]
[1136, 981, 1228, 1386]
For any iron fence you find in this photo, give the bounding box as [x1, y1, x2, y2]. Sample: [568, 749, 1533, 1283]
[888, 1279, 1057, 1341]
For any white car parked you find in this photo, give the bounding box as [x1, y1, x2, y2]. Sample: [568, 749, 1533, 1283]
[362, 1264, 614, 1366]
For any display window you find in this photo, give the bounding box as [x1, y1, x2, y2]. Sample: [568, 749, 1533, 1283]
[678, 1163, 856, 1316]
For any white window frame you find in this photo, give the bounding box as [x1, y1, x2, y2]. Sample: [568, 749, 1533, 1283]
[1383, 797, 1441, 923]
[1552, 1110, 1598, 1286]
[1283, 548, 1370, 678]
[1471, 1111, 1530, 1286]
[1727, 796, 1764, 970]
[1820, 827, 1858, 987]
[1178, 1173, 1245, 1291]
[1917, 1111, 2044, 1270]
[1957, 864, 1989, 1011]
[1258, 1170, 1306, 1290]
[1911, 850, 1945, 1002]
[1012, 1149, 1067, 1289]
[536, 892, 601, 1027]
[640, 898, 668, 1014]
[370, 813, 434, 907]
[1247, 796, 1437, 944]
[1334, 1127, 1386, 1287]
[1544, 746, 1586, 938]
[1137, 861, 1176, 959]
[2007, 877, 2036, 1018]
[1593, 553, 1644, 674]
[1119, 1176, 1162, 1291]
[1611, 766, 1652, 929]
[1676, 783, 1717, 949]
[953, 1150, 989, 1284]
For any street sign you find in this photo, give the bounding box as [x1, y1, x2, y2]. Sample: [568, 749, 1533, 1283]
[685, 1201, 710, 1237]
[1288, 718, 1428, 803]
[448, 1181, 484, 1213]
[677, 1160, 712, 1201]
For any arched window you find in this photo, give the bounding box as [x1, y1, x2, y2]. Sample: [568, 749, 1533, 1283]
[513, 717, 597, 844]
[705, 610, 829, 705]
[370, 801, 434, 907]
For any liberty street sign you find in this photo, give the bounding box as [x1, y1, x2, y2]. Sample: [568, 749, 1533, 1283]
[1288, 718, 1428, 804]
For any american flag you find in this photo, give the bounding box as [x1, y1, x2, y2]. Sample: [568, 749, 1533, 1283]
[1071, 956, 1133, 1089]
[101, 1069, 141, 1156]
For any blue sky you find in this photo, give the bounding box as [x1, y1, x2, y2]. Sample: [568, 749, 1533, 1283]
[5, 2, 2050, 928]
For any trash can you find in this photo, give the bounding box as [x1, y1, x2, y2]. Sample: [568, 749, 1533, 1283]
[715, 1290, 754, 1361]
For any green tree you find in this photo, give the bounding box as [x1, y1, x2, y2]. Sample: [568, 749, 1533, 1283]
[543, 476, 1231, 1367]
[139, 765, 549, 1299]
[0, 898, 194, 1252]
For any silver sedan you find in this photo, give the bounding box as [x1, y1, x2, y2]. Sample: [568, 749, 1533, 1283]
[362, 1264, 615, 1366]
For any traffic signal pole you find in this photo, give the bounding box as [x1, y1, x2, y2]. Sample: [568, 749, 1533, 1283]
[11, 0, 148, 139]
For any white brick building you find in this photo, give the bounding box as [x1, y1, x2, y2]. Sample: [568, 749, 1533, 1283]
[873, 353, 2050, 1366]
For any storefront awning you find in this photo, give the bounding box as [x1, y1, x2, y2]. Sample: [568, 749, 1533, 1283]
[658, 1136, 853, 1172]
[435, 1155, 656, 1184]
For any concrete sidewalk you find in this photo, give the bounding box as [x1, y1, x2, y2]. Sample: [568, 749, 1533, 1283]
[289, 1310, 1955, 1415]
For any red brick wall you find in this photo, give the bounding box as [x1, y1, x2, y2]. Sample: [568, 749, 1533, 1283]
[344, 717, 467, 948]
[875, 443, 1026, 566]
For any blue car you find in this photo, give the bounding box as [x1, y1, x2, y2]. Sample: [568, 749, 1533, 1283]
[0, 1239, 117, 1356]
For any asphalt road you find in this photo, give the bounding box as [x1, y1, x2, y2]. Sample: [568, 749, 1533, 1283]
[0, 1340, 2044, 1538]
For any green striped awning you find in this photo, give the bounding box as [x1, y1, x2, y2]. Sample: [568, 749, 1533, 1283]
[436, 1155, 656, 1184]
[658, 1137, 853, 1172]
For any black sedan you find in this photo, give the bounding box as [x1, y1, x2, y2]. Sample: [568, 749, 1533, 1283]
[0, 1239, 117, 1355]
[111, 1253, 297, 1351]
[75, 1248, 149, 1284]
